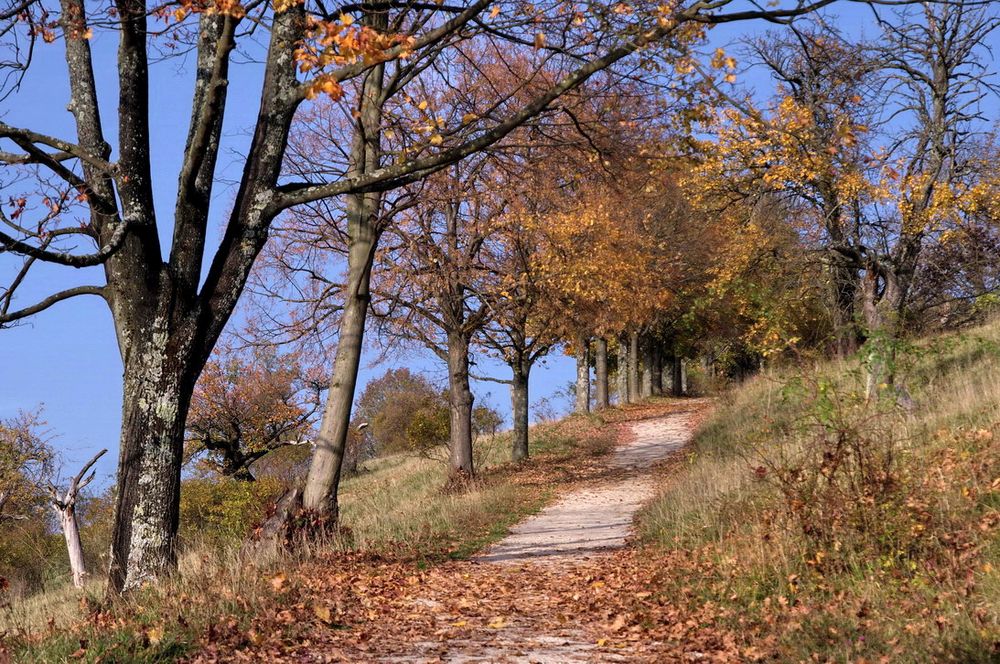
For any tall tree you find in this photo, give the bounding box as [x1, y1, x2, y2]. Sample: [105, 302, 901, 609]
[372, 160, 500, 479]
[858, 3, 998, 395]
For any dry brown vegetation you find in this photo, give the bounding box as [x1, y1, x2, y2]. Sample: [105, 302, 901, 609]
[638, 317, 1000, 661]
[0, 401, 666, 662]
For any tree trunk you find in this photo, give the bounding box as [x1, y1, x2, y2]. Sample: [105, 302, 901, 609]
[617, 336, 629, 405]
[108, 356, 193, 593]
[447, 331, 475, 479]
[671, 354, 684, 397]
[58, 506, 87, 588]
[510, 364, 530, 462]
[302, 50, 385, 517]
[640, 336, 653, 398]
[574, 335, 590, 414]
[627, 331, 640, 403]
[221, 451, 255, 481]
[651, 344, 663, 396]
[831, 260, 862, 358]
[594, 338, 609, 409]
[302, 215, 377, 516]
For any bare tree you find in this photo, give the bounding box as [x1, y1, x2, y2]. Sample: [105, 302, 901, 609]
[48, 449, 106, 588]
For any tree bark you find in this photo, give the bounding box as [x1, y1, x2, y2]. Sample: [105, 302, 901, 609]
[861, 237, 921, 399]
[302, 205, 378, 516]
[671, 354, 684, 397]
[574, 335, 590, 414]
[108, 353, 195, 592]
[831, 260, 862, 358]
[640, 336, 653, 398]
[627, 331, 640, 403]
[447, 330, 475, 479]
[60, 507, 87, 588]
[301, 38, 386, 517]
[510, 364, 530, 461]
[594, 338, 609, 409]
[651, 344, 663, 396]
[617, 335, 629, 405]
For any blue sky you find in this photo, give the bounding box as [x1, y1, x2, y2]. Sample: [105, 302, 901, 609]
[2, 0, 989, 488]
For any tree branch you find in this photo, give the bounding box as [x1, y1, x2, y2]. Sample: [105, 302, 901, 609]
[0, 219, 129, 267]
[0, 285, 106, 325]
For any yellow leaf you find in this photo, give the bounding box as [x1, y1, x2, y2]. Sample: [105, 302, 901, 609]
[146, 625, 164, 645]
[429, 134, 444, 146]
[451, 620, 468, 627]
[417, 100, 429, 111]
[533, 32, 545, 50]
[270, 572, 287, 591]
[461, 113, 478, 125]
[314, 604, 332, 623]
[487, 616, 506, 629]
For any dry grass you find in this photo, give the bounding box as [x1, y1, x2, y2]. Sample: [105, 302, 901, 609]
[638, 318, 1000, 661]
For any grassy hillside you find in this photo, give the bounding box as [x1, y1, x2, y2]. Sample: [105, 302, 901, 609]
[0, 401, 664, 662]
[638, 319, 1000, 661]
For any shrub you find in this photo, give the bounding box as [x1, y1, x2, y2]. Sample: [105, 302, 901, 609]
[179, 476, 285, 549]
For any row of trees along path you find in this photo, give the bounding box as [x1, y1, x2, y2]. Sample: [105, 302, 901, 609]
[2, 0, 996, 602]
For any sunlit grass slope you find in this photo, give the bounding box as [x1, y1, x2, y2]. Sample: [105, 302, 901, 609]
[639, 318, 1000, 661]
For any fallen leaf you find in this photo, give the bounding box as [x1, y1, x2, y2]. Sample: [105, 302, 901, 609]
[314, 604, 333, 623]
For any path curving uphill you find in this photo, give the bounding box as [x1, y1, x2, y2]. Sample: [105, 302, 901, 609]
[476, 407, 702, 565]
[372, 401, 710, 663]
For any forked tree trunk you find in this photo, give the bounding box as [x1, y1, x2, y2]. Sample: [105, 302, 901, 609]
[574, 335, 590, 414]
[510, 363, 530, 461]
[51, 448, 106, 589]
[594, 338, 609, 409]
[61, 507, 86, 588]
[221, 451, 256, 481]
[860, 230, 923, 400]
[627, 331, 640, 403]
[617, 336, 629, 404]
[447, 330, 475, 478]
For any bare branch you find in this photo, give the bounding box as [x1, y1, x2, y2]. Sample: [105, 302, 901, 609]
[0, 285, 106, 325]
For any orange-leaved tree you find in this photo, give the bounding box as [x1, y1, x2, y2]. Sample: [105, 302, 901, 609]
[186, 342, 326, 481]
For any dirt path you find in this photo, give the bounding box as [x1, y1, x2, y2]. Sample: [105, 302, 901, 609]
[475, 410, 699, 565]
[371, 402, 707, 663]
[198, 403, 715, 663]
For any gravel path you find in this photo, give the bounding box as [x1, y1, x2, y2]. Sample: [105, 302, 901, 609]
[476, 405, 702, 565]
